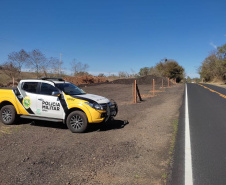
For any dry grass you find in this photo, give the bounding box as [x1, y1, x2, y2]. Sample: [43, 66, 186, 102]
[204, 79, 226, 88]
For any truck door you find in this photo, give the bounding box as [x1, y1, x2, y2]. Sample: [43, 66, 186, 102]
[36, 82, 64, 119]
[20, 82, 39, 115]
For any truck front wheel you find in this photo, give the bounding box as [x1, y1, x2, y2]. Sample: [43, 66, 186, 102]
[0, 105, 17, 125]
[66, 111, 88, 133]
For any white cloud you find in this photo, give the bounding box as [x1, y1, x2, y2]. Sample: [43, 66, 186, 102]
[210, 42, 217, 49]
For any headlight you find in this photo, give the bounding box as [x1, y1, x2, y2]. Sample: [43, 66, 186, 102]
[85, 102, 103, 110]
[93, 103, 102, 110]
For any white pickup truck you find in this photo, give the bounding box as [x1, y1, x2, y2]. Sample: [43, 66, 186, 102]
[0, 78, 118, 133]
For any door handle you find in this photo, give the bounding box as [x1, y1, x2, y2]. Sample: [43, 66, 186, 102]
[38, 99, 44, 101]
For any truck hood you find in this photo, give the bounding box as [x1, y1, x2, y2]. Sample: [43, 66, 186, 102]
[72, 94, 110, 104]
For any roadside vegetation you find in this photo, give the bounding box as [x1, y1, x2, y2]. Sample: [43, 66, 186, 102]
[0, 49, 90, 86]
[199, 43, 226, 83]
[138, 59, 185, 83]
[0, 49, 186, 87]
[186, 76, 201, 83]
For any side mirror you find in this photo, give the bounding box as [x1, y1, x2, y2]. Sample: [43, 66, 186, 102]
[52, 91, 61, 97]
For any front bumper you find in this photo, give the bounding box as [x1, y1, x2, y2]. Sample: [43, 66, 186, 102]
[101, 99, 118, 122]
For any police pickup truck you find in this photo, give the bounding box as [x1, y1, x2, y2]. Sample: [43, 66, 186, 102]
[0, 78, 118, 133]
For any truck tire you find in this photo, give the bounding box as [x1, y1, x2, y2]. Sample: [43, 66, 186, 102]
[0, 105, 17, 125]
[66, 111, 88, 133]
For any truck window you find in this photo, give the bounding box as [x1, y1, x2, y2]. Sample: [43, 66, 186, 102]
[22, 82, 39, 93]
[55, 83, 85, 95]
[40, 83, 58, 95]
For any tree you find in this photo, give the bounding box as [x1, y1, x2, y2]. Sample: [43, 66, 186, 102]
[186, 76, 192, 83]
[217, 43, 226, 59]
[71, 59, 89, 76]
[155, 59, 184, 82]
[1, 61, 19, 85]
[193, 78, 201, 83]
[118, 71, 129, 78]
[27, 49, 47, 78]
[49, 57, 64, 76]
[138, 67, 150, 76]
[138, 59, 184, 82]
[199, 53, 218, 81]
[149, 66, 161, 76]
[8, 49, 29, 78]
[199, 46, 226, 82]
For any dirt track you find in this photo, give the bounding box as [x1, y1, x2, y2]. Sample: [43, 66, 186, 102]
[0, 82, 184, 185]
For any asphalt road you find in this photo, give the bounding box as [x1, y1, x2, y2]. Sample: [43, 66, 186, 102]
[170, 83, 226, 185]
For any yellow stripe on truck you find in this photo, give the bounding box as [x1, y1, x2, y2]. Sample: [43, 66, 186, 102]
[65, 95, 105, 123]
[0, 89, 29, 115]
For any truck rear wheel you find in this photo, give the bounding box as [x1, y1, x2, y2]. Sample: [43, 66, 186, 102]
[66, 111, 88, 133]
[0, 105, 16, 125]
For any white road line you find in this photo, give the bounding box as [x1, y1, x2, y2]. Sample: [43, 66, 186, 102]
[185, 84, 193, 185]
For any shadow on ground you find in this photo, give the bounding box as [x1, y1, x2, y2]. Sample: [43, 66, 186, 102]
[87, 119, 129, 132]
[15, 118, 129, 133]
[17, 119, 68, 130]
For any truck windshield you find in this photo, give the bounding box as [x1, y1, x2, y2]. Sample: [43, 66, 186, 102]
[55, 83, 86, 95]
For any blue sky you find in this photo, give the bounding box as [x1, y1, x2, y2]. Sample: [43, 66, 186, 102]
[1, 0, 226, 78]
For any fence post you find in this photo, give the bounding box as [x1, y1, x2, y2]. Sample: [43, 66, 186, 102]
[135, 80, 137, 104]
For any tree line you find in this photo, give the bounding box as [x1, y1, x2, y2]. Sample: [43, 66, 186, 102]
[199, 43, 226, 82]
[0, 49, 89, 81]
[1, 49, 185, 83]
[138, 59, 185, 82]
